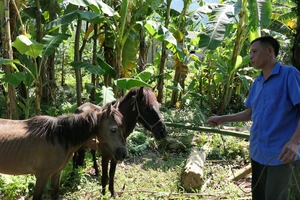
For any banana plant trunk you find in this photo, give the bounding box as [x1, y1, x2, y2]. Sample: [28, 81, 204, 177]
[1, 0, 18, 119]
[90, 24, 98, 102]
[74, 12, 83, 107]
[114, 42, 122, 97]
[138, 28, 148, 72]
[170, 0, 190, 107]
[220, 7, 247, 113]
[157, 0, 172, 103]
[34, 0, 42, 115]
[42, 0, 58, 106]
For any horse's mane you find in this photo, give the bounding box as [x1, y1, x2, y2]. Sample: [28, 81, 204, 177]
[118, 87, 157, 106]
[25, 108, 122, 149]
[26, 111, 98, 148]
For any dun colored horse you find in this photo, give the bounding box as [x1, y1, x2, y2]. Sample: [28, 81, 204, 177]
[0, 105, 127, 200]
[73, 86, 168, 196]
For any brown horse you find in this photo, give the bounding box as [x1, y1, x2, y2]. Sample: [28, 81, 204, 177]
[0, 105, 127, 200]
[73, 86, 168, 196]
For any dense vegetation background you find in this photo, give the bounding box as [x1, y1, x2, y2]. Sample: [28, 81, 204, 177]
[0, 0, 299, 199]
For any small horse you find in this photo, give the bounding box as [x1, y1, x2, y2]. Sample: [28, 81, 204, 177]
[0, 105, 127, 200]
[73, 86, 168, 196]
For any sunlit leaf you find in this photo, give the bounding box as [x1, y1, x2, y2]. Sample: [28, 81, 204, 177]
[12, 35, 44, 58]
[41, 34, 70, 56]
[114, 78, 151, 90]
[71, 61, 105, 75]
[1, 72, 26, 86]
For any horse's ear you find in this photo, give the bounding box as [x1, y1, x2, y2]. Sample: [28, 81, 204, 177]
[113, 101, 120, 109]
[152, 85, 157, 91]
[106, 104, 112, 116]
[138, 86, 144, 97]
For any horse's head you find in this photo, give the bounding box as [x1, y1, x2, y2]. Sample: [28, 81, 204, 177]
[96, 105, 127, 161]
[134, 87, 168, 140]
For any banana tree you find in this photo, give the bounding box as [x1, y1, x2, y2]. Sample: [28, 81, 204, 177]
[0, 34, 70, 117]
[197, 0, 272, 113]
[46, 0, 166, 97]
[0, 0, 18, 119]
[170, 0, 193, 106]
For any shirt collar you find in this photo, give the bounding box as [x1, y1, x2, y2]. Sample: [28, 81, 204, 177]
[257, 62, 280, 82]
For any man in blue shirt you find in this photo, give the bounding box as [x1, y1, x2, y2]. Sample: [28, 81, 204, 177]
[207, 36, 300, 200]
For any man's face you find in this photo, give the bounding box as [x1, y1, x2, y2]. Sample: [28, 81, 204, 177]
[249, 41, 270, 69]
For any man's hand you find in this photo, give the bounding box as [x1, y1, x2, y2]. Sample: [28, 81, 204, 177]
[206, 116, 223, 127]
[279, 141, 298, 163]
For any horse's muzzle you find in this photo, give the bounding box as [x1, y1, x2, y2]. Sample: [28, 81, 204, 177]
[114, 147, 128, 161]
[153, 123, 168, 140]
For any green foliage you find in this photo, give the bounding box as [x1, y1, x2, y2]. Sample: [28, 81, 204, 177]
[127, 131, 150, 155]
[198, 4, 235, 50]
[96, 57, 116, 78]
[71, 61, 105, 75]
[94, 86, 116, 105]
[0, 175, 35, 199]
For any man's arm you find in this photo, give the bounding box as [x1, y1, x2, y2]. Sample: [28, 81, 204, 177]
[206, 108, 252, 127]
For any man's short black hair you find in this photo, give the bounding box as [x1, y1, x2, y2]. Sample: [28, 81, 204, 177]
[251, 36, 280, 57]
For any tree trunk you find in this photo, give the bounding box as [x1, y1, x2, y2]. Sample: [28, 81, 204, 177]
[157, 0, 171, 103]
[74, 9, 83, 106]
[42, 0, 58, 106]
[34, 0, 42, 115]
[90, 24, 98, 102]
[2, 0, 18, 119]
[170, 0, 190, 107]
[78, 21, 89, 94]
[103, 22, 114, 87]
[138, 27, 148, 72]
[61, 43, 66, 86]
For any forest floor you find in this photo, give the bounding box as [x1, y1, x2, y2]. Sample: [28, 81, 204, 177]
[56, 147, 252, 200]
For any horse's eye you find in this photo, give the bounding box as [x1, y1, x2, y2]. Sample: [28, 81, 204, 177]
[146, 106, 152, 111]
[111, 128, 116, 132]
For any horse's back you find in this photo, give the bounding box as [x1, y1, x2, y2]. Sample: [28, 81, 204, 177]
[75, 102, 102, 114]
[0, 118, 28, 138]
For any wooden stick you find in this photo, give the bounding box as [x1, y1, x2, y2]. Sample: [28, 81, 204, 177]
[228, 163, 252, 181]
[165, 122, 250, 139]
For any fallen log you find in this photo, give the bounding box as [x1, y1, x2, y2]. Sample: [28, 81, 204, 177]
[181, 147, 206, 192]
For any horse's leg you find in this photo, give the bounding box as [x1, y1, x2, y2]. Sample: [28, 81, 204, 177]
[101, 155, 110, 195]
[77, 147, 86, 167]
[50, 171, 62, 200]
[73, 151, 79, 169]
[91, 149, 99, 176]
[108, 160, 118, 197]
[32, 174, 50, 200]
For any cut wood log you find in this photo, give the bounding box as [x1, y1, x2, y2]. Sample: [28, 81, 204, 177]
[228, 163, 252, 181]
[181, 147, 206, 192]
